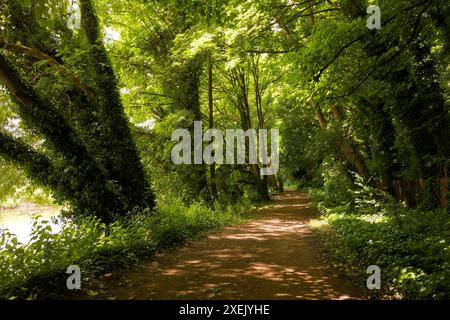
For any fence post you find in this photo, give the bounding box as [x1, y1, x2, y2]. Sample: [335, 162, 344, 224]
[439, 178, 448, 208]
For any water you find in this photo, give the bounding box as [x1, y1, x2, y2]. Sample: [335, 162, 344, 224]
[0, 205, 61, 244]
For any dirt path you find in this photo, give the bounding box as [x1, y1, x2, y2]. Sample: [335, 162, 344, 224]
[84, 191, 362, 300]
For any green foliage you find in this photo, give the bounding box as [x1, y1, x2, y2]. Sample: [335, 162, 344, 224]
[1, 0, 450, 301]
[0, 201, 245, 299]
[148, 201, 241, 249]
[0, 0, 154, 223]
[310, 187, 450, 299]
[0, 159, 53, 208]
[317, 159, 355, 206]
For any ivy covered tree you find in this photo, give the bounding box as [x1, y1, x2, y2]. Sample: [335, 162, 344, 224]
[1, 0, 449, 217]
[0, 0, 154, 223]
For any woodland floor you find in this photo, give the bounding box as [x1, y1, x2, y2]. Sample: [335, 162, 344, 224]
[81, 191, 363, 300]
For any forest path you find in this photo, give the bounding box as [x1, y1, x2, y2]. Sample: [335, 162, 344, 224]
[84, 191, 361, 300]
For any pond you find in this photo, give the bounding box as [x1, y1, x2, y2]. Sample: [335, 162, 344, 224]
[0, 205, 61, 244]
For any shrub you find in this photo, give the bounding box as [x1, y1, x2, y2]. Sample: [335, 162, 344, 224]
[310, 187, 450, 299]
[0, 201, 246, 299]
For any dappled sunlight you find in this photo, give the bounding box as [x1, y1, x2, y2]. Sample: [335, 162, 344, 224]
[271, 203, 311, 209]
[86, 191, 360, 300]
[162, 269, 185, 276]
[213, 217, 309, 241]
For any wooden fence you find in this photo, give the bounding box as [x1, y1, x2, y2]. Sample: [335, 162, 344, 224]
[375, 178, 449, 208]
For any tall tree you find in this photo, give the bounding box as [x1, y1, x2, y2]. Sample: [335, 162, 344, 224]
[0, 0, 155, 223]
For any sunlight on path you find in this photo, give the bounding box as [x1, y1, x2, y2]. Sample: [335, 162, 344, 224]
[84, 191, 362, 300]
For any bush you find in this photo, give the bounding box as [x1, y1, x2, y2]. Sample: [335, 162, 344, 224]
[0, 201, 246, 299]
[309, 159, 355, 207]
[310, 186, 450, 299]
[149, 201, 241, 249]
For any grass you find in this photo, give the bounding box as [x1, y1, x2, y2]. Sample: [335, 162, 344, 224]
[0, 199, 255, 300]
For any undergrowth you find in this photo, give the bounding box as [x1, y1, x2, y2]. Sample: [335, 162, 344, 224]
[0, 200, 250, 299]
[308, 176, 450, 300]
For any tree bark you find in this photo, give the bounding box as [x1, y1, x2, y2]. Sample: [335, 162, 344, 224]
[208, 54, 218, 200]
[231, 66, 270, 201]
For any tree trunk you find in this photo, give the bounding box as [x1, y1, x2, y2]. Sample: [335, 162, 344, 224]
[232, 67, 270, 201]
[208, 54, 218, 200]
[0, 0, 156, 223]
[79, 0, 155, 211]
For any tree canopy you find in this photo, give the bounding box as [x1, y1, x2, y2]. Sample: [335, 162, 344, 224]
[0, 0, 449, 218]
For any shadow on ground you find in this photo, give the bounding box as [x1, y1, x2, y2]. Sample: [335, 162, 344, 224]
[84, 191, 362, 300]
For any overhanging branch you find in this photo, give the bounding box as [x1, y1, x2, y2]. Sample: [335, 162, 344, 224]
[0, 39, 97, 103]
